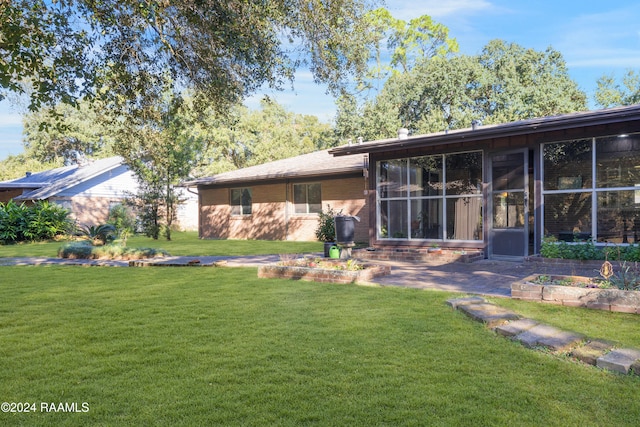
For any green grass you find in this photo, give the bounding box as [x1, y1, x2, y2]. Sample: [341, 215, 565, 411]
[1, 266, 639, 426]
[0, 231, 322, 258]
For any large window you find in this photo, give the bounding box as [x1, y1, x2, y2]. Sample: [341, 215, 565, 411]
[230, 188, 252, 215]
[542, 133, 640, 243]
[293, 183, 322, 214]
[377, 151, 483, 241]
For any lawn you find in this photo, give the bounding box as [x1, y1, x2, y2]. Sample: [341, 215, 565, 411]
[1, 265, 639, 426]
[0, 231, 323, 258]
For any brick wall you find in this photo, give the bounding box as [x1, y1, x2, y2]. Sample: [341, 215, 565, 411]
[199, 175, 368, 242]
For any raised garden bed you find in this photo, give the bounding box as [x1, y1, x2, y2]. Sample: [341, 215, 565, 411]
[512, 274, 640, 314]
[258, 258, 390, 284]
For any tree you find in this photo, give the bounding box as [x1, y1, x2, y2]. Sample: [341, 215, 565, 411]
[1, 0, 375, 116]
[595, 70, 640, 108]
[191, 98, 334, 177]
[476, 40, 587, 123]
[21, 100, 116, 164]
[113, 93, 203, 240]
[346, 40, 588, 140]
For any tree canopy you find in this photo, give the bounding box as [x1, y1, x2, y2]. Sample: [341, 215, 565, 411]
[595, 70, 640, 108]
[1, 0, 376, 114]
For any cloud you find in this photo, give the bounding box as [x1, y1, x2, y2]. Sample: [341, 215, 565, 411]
[555, 4, 640, 70]
[389, 0, 496, 20]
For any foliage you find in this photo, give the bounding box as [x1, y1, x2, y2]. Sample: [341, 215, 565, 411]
[57, 241, 168, 260]
[594, 69, 640, 108]
[540, 236, 640, 262]
[0, 154, 62, 181]
[107, 203, 136, 244]
[79, 224, 117, 246]
[608, 261, 640, 291]
[192, 98, 335, 176]
[337, 39, 587, 142]
[115, 93, 198, 241]
[0, 200, 72, 243]
[21, 100, 116, 164]
[1, 0, 373, 116]
[278, 255, 363, 271]
[315, 205, 341, 242]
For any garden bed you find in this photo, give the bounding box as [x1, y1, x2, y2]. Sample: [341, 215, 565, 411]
[258, 258, 390, 284]
[512, 274, 640, 314]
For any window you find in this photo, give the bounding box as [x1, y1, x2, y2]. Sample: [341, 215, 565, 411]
[293, 183, 321, 214]
[230, 188, 252, 215]
[377, 151, 483, 242]
[542, 133, 640, 243]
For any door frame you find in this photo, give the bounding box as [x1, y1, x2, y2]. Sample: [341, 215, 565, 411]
[488, 149, 529, 259]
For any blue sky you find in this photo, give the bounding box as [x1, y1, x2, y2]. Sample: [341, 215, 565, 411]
[2, 0, 640, 160]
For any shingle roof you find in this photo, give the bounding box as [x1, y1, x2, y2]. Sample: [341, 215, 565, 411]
[185, 149, 366, 186]
[0, 156, 125, 200]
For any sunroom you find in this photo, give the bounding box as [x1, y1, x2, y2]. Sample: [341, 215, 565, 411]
[330, 104, 640, 259]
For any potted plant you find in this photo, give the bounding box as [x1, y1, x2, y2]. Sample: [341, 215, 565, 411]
[315, 205, 341, 257]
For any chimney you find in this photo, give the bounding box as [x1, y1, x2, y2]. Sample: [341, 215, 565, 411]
[398, 128, 409, 139]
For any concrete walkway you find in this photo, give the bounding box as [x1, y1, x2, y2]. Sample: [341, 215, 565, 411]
[0, 254, 600, 298]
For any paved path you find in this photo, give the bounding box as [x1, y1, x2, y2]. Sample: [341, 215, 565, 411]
[0, 255, 600, 298]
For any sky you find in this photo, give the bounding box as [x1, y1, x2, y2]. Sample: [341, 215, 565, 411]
[2, 0, 640, 161]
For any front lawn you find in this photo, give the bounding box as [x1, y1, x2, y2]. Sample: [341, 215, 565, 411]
[0, 231, 322, 258]
[1, 266, 639, 426]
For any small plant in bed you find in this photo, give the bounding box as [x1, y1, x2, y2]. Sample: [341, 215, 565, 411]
[58, 241, 168, 260]
[278, 254, 363, 271]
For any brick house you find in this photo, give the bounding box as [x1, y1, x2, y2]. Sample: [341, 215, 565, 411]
[184, 149, 369, 242]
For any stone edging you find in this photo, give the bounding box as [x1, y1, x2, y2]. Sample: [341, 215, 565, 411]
[512, 275, 640, 314]
[447, 296, 640, 375]
[257, 263, 391, 284]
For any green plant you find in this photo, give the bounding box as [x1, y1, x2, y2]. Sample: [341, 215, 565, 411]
[609, 261, 640, 291]
[107, 203, 136, 244]
[80, 224, 117, 245]
[0, 200, 72, 243]
[315, 205, 341, 242]
[58, 241, 168, 260]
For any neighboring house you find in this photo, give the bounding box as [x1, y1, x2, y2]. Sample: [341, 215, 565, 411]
[184, 149, 370, 242]
[329, 104, 640, 259]
[0, 156, 198, 230]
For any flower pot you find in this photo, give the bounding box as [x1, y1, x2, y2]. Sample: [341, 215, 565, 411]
[323, 241, 335, 257]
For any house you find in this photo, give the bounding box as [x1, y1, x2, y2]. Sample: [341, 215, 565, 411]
[0, 156, 198, 230]
[184, 149, 370, 242]
[328, 104, 640, 259]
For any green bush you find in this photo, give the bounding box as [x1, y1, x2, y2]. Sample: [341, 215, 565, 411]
[540, 236, 640, 262]
[58, 242, 168, 260]
[0, 200, 72, 244]
[315, 205, 341, 242]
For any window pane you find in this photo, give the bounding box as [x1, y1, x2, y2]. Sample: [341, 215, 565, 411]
[230, 189, 241, 215]
[293, 184, 307, 213]
[492, 153, 524, 191]
[411, 199, 443, 239]
[446, 196, 482, 240]
[493, 193, 524, 228]
[445, 152, 482, 195]
[409, 156, 442, 197]
[241, 188, 252, 215]
[307, 183, 322, 213]
[543, 193, 592, 241]
[378, 160, 407, 198]
[596, 134, 640, 188]
[597, 190, 639, 243]
[379, 200, 407, 238]
[543, 139, 592, 190]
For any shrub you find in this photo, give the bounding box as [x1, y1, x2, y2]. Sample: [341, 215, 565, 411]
[315, 205, 341, 242]
[58, 242, 168, 260]
[80, 224, 117, 245]
[0, 200, 72, 243]
[540, 236, 640, 262]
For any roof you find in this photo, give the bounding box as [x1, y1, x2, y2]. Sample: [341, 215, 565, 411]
[185, 149, 366, 187]
[329, 104, 640, 156]
[0, 156, 126, 200]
